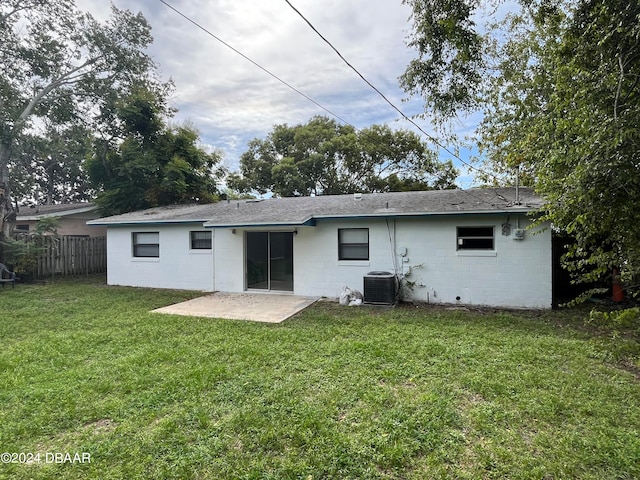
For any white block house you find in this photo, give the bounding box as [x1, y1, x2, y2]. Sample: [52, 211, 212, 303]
[88, 188, 553, 309]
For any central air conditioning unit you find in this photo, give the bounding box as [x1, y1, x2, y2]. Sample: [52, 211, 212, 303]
[364, 271, 396, 305]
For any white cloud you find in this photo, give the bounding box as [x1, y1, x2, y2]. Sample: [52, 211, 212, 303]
[76, 0, 480, 178]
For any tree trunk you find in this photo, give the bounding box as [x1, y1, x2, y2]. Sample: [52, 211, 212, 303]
[0, 139, 16, 249]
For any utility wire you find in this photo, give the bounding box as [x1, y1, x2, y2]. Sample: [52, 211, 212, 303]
[283, 0, 503, 184]
[158, 0, 354, 129]
[158, 0, 514, 209]
[283, 0, 509, 209]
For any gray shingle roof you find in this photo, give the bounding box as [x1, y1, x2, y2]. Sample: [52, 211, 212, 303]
[88, 188, 543, 227]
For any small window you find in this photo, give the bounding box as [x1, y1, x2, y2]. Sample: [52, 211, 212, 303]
[338, 228, 369, 260]
[133, 232, 159, 257]
[15, 224, 29, 232]
[457, 226, 494, 250]
[190, 231, 212, 250]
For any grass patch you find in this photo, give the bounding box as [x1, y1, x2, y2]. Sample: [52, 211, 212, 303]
[1, 276, 639, 479]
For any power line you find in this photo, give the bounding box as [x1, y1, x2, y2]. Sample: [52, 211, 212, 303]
[282, 0, 503, 184]
[282, 0, 506, 209]
[158, 0, 510, 209]
[158, 0, 354, 129]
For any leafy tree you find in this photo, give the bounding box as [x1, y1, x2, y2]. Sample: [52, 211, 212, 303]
[402, 0, 640, 295]
[0, 0, 167, 242]
[228, 116, 458, 197]
[86, 89, 225, 216]
[10, 124, 95, 205]
[400, 0, 485, 119]
[478, 1, 640, 292]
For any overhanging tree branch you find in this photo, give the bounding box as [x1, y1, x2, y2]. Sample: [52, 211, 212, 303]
[16, 54, 107, 128]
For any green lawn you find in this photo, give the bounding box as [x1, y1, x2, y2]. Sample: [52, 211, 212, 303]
[1, 276, 639, 479]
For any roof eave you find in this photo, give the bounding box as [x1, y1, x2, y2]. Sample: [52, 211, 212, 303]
[86, 219, 210, 227]
[203, 218, 317, 229]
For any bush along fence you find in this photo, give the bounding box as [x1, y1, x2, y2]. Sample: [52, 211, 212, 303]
[2, 235, 108, 280]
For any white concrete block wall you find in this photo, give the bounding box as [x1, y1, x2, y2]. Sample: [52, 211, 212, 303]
[392, 215, 552, 308]
[104, 213, 552, 309]
[289, 215, 551, 308]
[212, 228, 245, 292]
[212, 222, 398, 298]
[106, 224, 214, 291]
[293, 219, 397, 299]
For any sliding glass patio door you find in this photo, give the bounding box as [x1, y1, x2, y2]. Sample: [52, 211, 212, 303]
[246, 232, 293, 291]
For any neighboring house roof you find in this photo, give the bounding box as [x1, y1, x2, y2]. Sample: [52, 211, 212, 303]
[16, 203, 97, 221]
[88, 188, 543, 228]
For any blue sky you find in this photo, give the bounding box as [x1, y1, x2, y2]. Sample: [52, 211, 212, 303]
[78, 0, 489, 188]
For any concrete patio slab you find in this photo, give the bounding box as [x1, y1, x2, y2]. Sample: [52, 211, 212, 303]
[152, 292, 319, 323]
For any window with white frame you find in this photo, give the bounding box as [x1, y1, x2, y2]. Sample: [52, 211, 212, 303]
[338, 228, 369, 260]
[190, 231, 212, 250]
[132, 232, 159, 257]
[456, 226, 494, 250]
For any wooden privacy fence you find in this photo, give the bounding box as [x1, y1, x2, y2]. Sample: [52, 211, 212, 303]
[36, 236, 106, 278]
